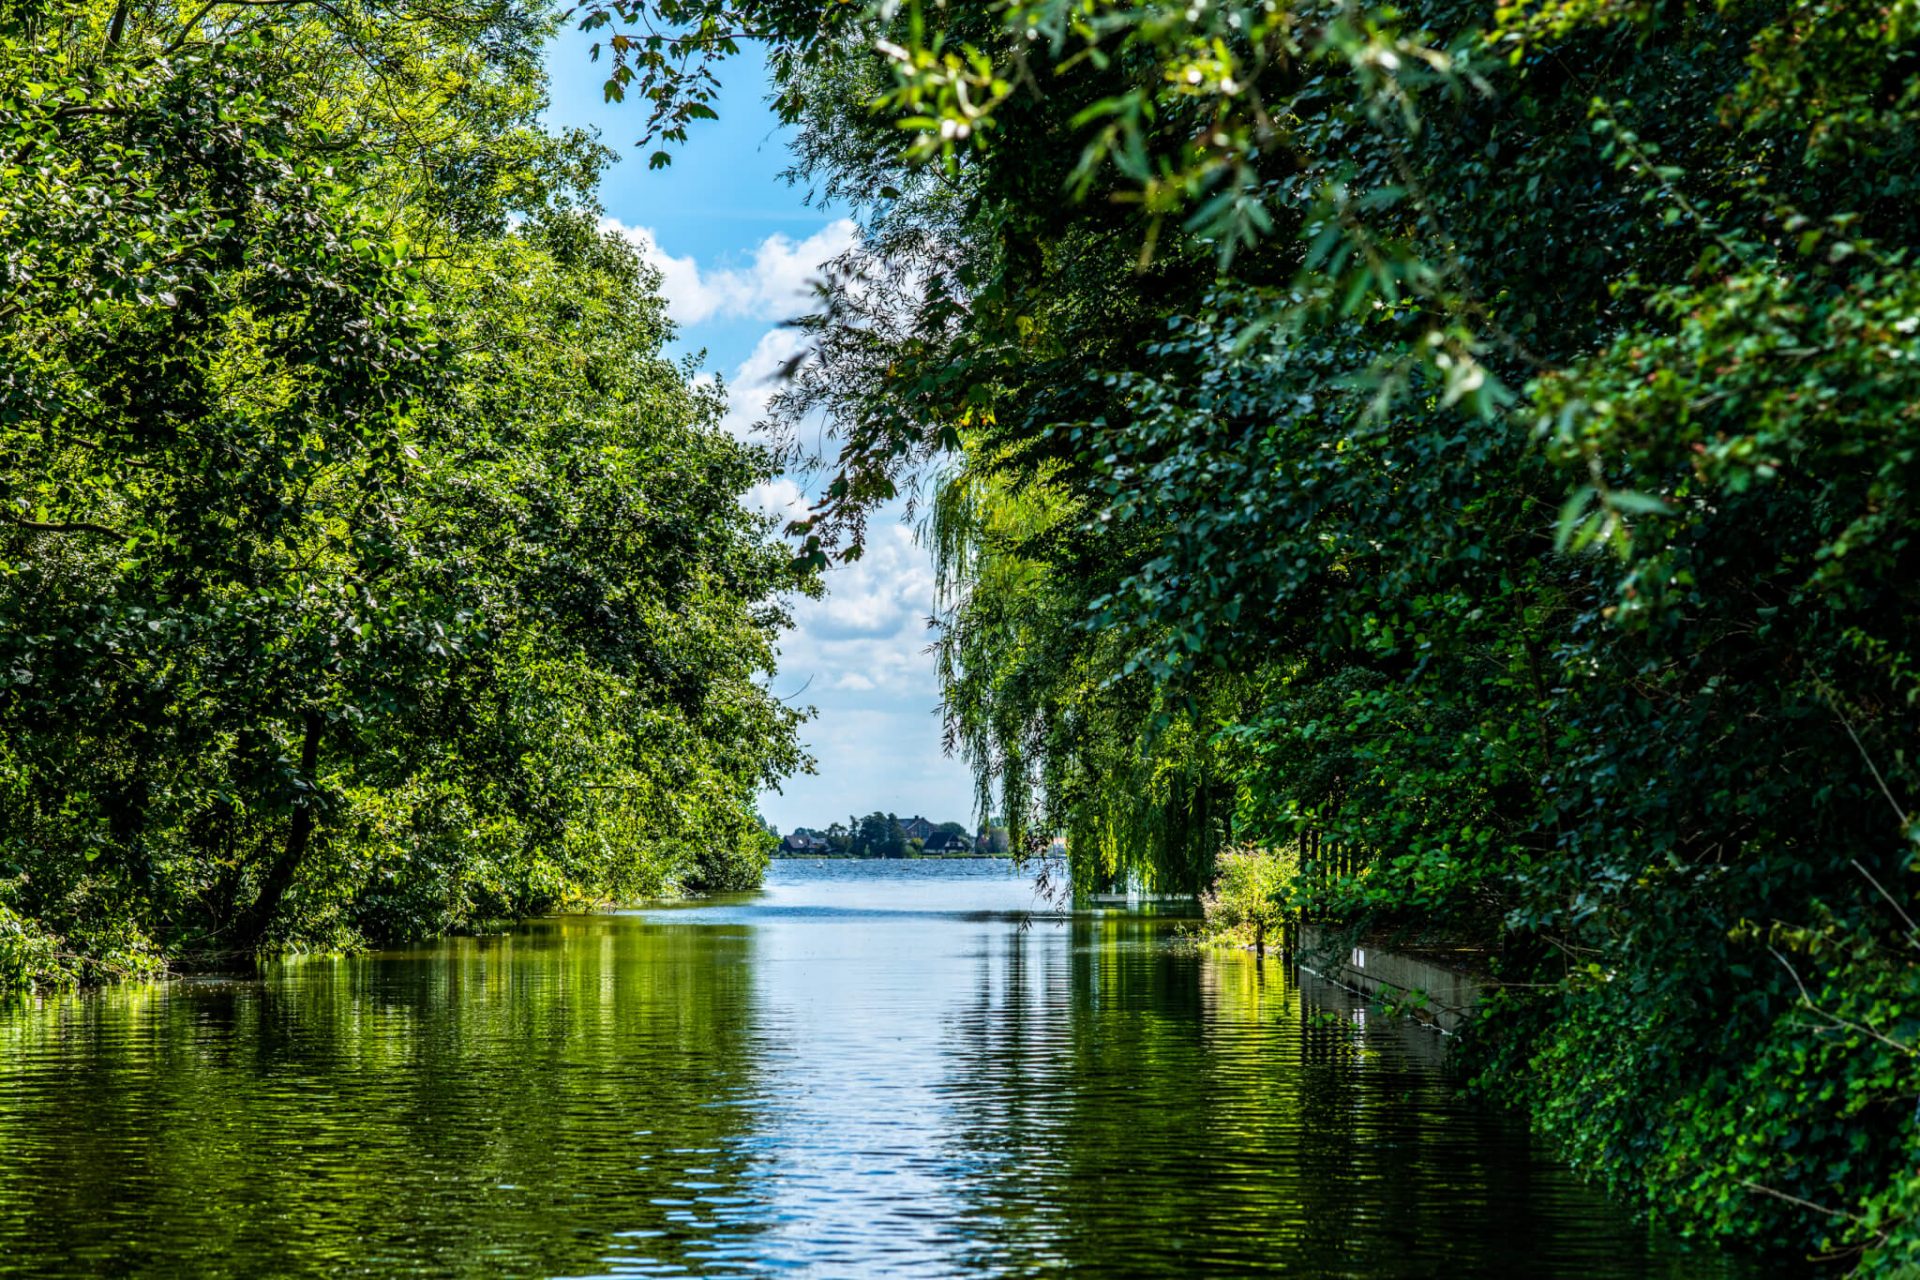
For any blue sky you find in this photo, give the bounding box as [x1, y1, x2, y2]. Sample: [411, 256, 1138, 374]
[543, 31, 977, 834]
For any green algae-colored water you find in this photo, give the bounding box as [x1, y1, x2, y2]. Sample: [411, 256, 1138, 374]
[0, 859, 1764, 1278]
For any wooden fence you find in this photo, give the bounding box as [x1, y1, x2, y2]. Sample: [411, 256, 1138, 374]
[1295, 828, 1368, 922]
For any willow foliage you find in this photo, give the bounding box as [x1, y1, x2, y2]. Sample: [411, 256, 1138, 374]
[927, 457, 1233, 892]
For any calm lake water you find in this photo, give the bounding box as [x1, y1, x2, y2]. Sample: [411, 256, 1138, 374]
[0, 858, 1762, 1278]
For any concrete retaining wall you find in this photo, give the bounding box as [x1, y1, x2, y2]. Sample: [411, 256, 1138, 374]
[1295, 925, 1487, 1033]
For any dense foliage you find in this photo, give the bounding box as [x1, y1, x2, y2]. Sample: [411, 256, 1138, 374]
[0, 0, 807, 988]
[572, 0, 1920, 1269]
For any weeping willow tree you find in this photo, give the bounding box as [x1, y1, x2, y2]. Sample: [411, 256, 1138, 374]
[926, 453, 1235, 896]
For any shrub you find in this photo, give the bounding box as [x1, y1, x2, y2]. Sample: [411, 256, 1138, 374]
[1200, 845, 1295, 954]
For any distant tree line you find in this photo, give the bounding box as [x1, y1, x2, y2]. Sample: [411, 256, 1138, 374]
[781, 814, 1011, 857]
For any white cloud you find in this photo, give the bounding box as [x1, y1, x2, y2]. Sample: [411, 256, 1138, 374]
[773, 516, 943, 703]
[801, 521, 935, 640]
[717, 326, 810, 442]
[748, 474, 810, 522]
[602, 220, 862, 444]
[600, 216, 859, 328]
[757, 502, 976, 832]
[595, 221, 976, 829]
[752, 501, 974, 827]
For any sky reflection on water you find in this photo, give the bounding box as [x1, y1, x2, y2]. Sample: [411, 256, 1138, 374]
[0, 859, 1766, 1278]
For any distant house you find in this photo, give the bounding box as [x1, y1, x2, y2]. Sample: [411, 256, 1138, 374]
[923, 831, 971, 854]
[779, 831, 829, 855]
[900, 816, 935, 842]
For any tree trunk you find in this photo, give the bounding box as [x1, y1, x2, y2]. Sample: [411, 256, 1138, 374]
[241, 712, 323, 948]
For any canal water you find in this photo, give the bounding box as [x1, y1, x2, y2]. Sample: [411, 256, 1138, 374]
[0, 858, 1759, 1278]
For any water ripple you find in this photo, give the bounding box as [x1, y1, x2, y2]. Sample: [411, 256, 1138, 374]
[0, 860, 1774, 1278]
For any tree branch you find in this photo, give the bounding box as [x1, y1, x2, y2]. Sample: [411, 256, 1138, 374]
[1738, 1179, 1863, 1222]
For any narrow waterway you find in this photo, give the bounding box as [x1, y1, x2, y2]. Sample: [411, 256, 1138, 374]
[0, 859, 1761, 1278]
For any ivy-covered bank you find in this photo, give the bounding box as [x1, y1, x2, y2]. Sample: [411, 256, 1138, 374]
[569, 0, 1920, 1270]
[0, 1, 808, 988]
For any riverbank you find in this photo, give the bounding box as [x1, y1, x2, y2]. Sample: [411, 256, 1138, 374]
[0, 873, 760, 997]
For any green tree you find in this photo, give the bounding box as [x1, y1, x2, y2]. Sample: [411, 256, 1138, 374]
[852, 810, 907, 859]
[0, 0, 807, 982]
